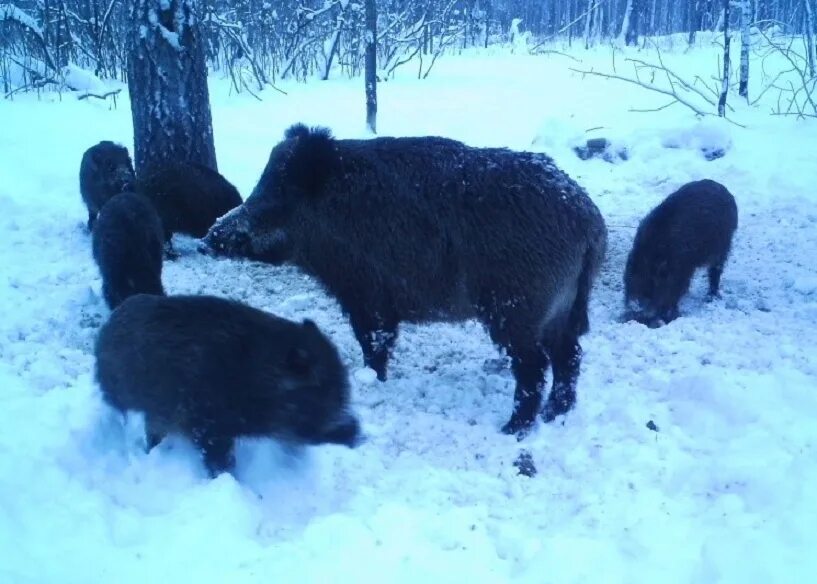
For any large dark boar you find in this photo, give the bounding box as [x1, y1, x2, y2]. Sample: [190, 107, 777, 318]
[138, 162, 242, 251]
[92, 192, 165, 309]
[624, 179, 738, 327]
[79, 141, 136, 230]
[202, 125, 608, 436]
[95, 294, 361, 476]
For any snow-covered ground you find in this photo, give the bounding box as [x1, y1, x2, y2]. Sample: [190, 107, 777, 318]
[1, 41, 816, 582]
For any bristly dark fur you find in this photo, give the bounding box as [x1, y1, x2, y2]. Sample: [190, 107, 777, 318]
[137, 162, 243, 247]
[92, 192, 165, 309]
[95, 294, 361, 477]
[284, 123, 313, 140]
[624, 179, 738, 326]
[79, 141, 136, 231]
[281, 124, 338, 196]
[203, 131, 608, 438]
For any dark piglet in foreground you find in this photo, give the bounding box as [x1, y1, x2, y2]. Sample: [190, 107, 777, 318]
[624, 179, 738, 327]
[138, 162, 242, 254]
[92, 192, 164, 309]
[203, 124, 607, 437]
[95, 294, 361, 476]
[79, 141, 136, 230]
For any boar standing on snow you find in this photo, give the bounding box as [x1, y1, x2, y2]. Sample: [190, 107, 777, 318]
[138, 162, 242, 253]
[92, 192, 165, 309]
[95, 294, 362, 476]
[79, 141, 136, 230]
[202, 125, 608, 436]
[624, 179, 738, 327]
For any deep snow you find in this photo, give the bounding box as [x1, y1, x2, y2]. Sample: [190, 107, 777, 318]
[1, 41, 816, 583]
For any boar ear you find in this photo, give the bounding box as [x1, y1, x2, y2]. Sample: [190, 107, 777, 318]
[286, 346, 311, 375]
[284, 123, 311, 140]
[284, 126, 338, 197]
[302, 318, 319, 331]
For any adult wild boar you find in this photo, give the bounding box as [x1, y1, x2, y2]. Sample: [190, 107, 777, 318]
[203, 125, 607, 436]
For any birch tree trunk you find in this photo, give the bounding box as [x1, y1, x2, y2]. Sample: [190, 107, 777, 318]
[718, 0, 731, 116]
[583, 0, 594, 49]
[739, 0, 750, 100]
[364, 0, 377, 133]
[618, 0, 633, 44]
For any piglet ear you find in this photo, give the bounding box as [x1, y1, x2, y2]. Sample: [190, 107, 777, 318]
[286, 346, 311, 375]
[302, 318, 319, 331]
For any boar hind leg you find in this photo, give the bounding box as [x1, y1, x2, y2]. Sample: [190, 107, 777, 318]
[541, 336, 581, 423]
[484, 315, 548, 436]
[349, 311, 398, 382]
[502, 344, 550, 437]
[480, 299, 548, 437]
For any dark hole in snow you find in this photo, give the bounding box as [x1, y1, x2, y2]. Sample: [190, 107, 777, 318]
[573, 138, 629, 163]
[646, 420, 659, 432]
[513, 450, 537, 477]
[702, 148, 726, 161]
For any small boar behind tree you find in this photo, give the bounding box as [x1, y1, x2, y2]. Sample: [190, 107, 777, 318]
[203, 125, 608, 437]
[95, 294, 362, 477]
[138, 162, 242, 253]
[79, 141, 136, 230]
[624, 179, 738, 327]
[92, 192, 165, 309]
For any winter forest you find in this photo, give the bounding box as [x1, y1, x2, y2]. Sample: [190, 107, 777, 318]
[1, 0, 816, 581]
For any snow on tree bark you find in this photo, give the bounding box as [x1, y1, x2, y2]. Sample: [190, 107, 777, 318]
[739, 0, 750, 100]
[718, 0, 731, 116]
[128, 0, 217, 176]
[364, 0, 377, 134]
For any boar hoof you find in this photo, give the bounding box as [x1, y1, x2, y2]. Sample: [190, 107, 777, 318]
[501, 415, 534, 440]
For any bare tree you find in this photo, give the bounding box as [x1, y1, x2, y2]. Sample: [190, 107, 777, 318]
[365, 0, 377, 133]
[739, 0, 751, 99]
[805, 0, 816, 76]
[619, 0, 643, 45]
[128, 0, 217, 175]
[718, 0, 731, 116]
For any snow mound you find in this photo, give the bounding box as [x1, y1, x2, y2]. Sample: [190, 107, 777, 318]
[660, 117, 733, 160]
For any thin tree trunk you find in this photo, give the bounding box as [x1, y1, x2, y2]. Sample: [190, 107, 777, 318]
[583, 0, 594, 49]
[364, 0, 377, 133]
[484, 0, 490, 48]
[718, 0, 730, 116]
[739, 0, 750, 100]
[321, 4, 345, 81]
[128, 0, 217, 175]
[688, 0, 699, 45]
[805, 0, 816, 76]
[625, 0, 641, 45]
[619, 0, 633, 44]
